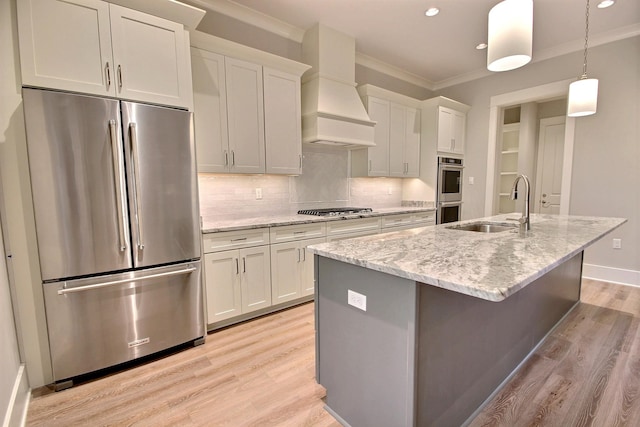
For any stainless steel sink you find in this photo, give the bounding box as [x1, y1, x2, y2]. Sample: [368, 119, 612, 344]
[446, 221, 518, 233]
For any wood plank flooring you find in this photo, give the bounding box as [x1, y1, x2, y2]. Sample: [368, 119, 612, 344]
[27, 279, 640, 427]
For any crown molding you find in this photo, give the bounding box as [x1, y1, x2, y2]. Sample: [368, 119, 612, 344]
[189, 0, 305, 42]
[195, 1, 640, 91]
[355, 53, 434, 91]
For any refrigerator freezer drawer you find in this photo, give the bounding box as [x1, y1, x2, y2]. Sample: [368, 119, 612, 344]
[43, 261, 204, 383]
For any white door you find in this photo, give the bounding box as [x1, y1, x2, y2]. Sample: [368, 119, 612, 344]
[534, 117, 565, 214]
[204, 251, 241, 324]
[270, 241, 301, 304]
[225, 58, 266, 174]
[366, 97, 391, 176]
[109, 4, 190, 108]
[191, 48, 229, 173]
[239, 246, 271, 313]
[17, 0, 114, 96]
[389, 103, 407, 177]
[404, 107, 421, 177]
[301, 238, 326, 297]
[264, 67, 302, 175]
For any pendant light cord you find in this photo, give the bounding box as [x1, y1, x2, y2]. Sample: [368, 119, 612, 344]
[581, 0, 590, 78]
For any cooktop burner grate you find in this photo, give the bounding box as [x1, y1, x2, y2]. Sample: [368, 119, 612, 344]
[297, 207, 373, 217]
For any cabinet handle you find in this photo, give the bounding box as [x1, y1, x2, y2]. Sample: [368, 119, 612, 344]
[297, 248, 301, 262]
[293, 231, 306, 235]
[231, 237, 247, 242]
[224, 151, 229, 166]
[235, 258, 239, 275]
[302, 247, 306, 262]
[242, 257, 246, 273]
[231, 151, 235, 166]
[451, 138, 455, 150]
[117, 65, 123, 90]
[369, 160, 372, 172]
[105, 62, 111, 89]
[299, 154, 302, 170]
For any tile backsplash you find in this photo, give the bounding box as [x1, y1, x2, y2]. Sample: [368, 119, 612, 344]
[198, 145, 415, 220]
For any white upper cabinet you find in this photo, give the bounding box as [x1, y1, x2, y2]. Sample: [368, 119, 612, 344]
[436, 106, 466, 155]
[18, 0, 192, 109]
[263, 67, 303, 175]
[190, 32, 310, 175]
[191, 48, 229, 172]
[108, 4, 191, 108]
[225, 57, 266, 174]
[353, 85, 420, 178]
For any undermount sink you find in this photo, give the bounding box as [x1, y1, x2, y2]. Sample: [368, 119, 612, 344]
[446, 221, 518, 233]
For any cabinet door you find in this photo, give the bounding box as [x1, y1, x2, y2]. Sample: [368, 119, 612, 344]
[109, 4, 190, 109]
[240, 246, 271, 314]
[191, 48, 230, 172]
[404, 107, 421, 177]
[17, 0, 114, 96]
[366, 97, 390, 176]
[270, 241, 302, 304]
[264, 67, 302, 175]
[225, 58, 266, 173]
[204, 251, 241, 324]
[437, 107, 454, 152]
[389, 103, 407, 177]
[301, 238, 325, 297]
[451, 110, 466, 155]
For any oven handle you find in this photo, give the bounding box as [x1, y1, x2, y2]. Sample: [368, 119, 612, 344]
[439, 201, 464, 207]
[57, 266, 197, 295]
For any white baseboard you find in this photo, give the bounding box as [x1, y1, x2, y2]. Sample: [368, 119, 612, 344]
[3, 365, 30, 427]
[582, 263, 640, 287]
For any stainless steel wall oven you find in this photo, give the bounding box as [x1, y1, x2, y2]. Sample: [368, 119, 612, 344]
[437, 157, 463, 224]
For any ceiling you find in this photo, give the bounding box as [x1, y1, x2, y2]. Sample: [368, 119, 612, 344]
[195, 0, 640, 90]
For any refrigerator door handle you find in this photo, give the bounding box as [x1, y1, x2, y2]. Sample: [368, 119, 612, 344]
[57, 266, 197, 295]
[109, 120, 127, 252]
[129, 122, 145, 251]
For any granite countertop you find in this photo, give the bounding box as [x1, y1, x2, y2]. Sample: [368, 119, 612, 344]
[201, 207, 436, 233]
[307, 213, 627, 302]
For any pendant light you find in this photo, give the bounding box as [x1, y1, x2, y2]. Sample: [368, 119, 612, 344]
[487, 0, 533, 72]
[567, 0, 599, 117]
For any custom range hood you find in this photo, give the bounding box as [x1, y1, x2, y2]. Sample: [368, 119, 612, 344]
[301, 24, 376, 148]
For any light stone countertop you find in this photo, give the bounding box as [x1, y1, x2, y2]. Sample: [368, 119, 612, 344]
[201, 207, 436, 233]
[307, 213, 627, 302]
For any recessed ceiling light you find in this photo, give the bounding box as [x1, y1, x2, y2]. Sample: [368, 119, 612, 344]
[597, 0, 615, 8]
[425, 7, 440, 17]
[476, 43, 488, 50]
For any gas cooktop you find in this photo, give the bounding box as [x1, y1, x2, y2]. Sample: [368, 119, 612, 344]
[297, 207, 373, 217]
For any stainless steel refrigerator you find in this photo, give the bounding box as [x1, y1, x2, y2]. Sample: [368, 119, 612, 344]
[22, 88, 204, 389]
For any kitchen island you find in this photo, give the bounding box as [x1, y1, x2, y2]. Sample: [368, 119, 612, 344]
[308, 214, 626, 427]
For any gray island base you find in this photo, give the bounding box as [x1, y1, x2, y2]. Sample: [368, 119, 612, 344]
[310, 214, 626, 427]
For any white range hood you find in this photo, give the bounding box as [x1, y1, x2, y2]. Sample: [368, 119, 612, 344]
[301, 24, 376, 148]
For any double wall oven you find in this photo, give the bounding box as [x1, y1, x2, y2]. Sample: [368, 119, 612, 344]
[437, 157, 463, 224]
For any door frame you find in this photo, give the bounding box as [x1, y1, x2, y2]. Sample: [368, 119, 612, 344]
[534, 116, 566, 213]
[484, 79, 576, 216]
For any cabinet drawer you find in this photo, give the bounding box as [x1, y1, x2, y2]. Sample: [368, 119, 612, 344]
[325, 229, 379, 243]
[381, 214, 413, 229]
[412, 211, 436, 225]
[325, 218, 380, 237]
[203, 228, 270, 253]
[270, 222, 326, 244]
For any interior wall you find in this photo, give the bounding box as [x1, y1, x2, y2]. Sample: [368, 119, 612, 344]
[1, 0, 52, 387]
[437, 36, 640, 275]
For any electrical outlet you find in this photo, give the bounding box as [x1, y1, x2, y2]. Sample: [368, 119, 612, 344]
[387, 186, 392, 195]
[347, 289, 367, 311]
[468, 176, 475, 185]
[255, 188, 262, 200]
[613, 238, 621, 249]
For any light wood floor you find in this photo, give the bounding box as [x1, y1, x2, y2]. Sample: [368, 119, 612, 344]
[27, 279, 640, 427]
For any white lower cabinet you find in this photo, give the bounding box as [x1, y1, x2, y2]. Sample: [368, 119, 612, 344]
[203, 212, 434, 328]
[271, 237, 325, 304]
[204, 246, 271, 324]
